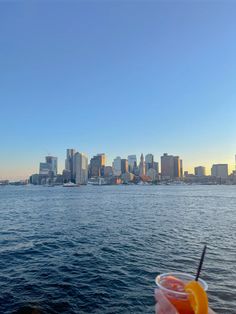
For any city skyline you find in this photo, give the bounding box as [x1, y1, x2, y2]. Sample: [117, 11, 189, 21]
[1, 148, 236, 181]
[22, 149, 234, 186]
[0, 2, 236, 180]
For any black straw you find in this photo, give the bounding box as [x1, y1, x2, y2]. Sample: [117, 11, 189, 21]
[195, 245, 207, 281]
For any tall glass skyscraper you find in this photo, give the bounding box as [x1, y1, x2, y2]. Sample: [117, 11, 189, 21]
[45, 156, 58, 176]
[65, 149, 76, 181]
[74, 152, 88, 185]
[128, 155, 137, 173]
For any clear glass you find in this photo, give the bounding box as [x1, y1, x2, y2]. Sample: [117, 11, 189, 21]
[155, 272, 208, 314]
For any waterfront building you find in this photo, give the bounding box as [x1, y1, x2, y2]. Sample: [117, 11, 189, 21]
[121, 159, 128, 174]
[89, 154, 106, 177]
[133, 164, 140, 176]
[113, 157, 122, 176]
[104, 166, 113, 177]
[39, 162, 51, 175]
[180, 159, 183, 178]
[65, 149, 76, 181]
[161, 153, 181, 179]
[146, 168, 157, 181]
[128, 155, 137, 173]
[153, 161, 159, 174]
[161, 153, 174, 179]
[211, 164, 228, 179]
[55, 175, 63, 185]
[45, 156, 58, 176]
[194, 166, 206, 177]
[145, 154, 154, 173]
[121, 172, 134, 183]
[229, 170, 236, 184]
[74, 152, 88, 185]
[62, 169, 71, 183]
[174, 156, 181, 178]
[139, 175, 152, 183]
[30, 174, 40, 185]
[112, 177, 122, 185]
[0, 180, 9, 185]
[139, 153, 145, 176]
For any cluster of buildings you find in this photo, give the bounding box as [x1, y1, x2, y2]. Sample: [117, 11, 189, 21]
[30, 150, 162, 185]
[184, 164, 233, 184]
[27, 149, 236, 186]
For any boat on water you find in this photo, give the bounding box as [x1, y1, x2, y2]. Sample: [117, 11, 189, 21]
[63, 182, 79, 187]
[87, 177, 106, 186]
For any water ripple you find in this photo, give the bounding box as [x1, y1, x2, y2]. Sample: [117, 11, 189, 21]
[0, 185, 235, 313]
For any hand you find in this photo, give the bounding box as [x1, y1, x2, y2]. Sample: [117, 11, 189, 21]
[155, 289, 216, 314]
[155, 290, 178, 314]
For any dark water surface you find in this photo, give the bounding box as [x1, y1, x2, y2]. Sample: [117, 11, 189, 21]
[0, 185, 235, 313]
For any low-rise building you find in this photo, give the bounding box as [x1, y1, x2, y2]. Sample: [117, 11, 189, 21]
[211, 164, 228, 179]
[30, 174, 40, 185]
[194, 166, 206, 177]
[121, 172, 134, 183]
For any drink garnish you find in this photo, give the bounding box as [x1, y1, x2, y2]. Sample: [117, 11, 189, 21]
[185, 280, 208, 314]
[184, 244, 208, 313]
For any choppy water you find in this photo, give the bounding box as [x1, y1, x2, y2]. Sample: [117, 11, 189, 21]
[0, 185, 235, 313]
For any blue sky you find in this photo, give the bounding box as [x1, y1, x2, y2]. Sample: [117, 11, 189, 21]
[0, 1, 236, 179]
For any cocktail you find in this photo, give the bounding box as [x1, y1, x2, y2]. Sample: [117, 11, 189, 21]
[155, 272, 208, 313]
[155, 245, 210, 314]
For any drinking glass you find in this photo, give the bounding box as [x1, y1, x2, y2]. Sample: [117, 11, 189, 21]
[155, 272, 208, 314]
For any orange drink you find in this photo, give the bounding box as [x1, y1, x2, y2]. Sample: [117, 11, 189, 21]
[155, 272, 208, 314]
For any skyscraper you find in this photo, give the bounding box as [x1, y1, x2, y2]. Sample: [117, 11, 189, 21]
[45, 156, 58, 176]
[161, 153, 174, 179]
[161, 153, 181, 179]
[65, 149, 76, 181]
[89, 154, 106, 177]
[121, 159, 128, 174]
[145, 154, 154, 173]
[74, 152, 88, 185]
[104, 166, 113, 177]
[139, 153, 145, 176]
[39, 156, 58, 177]
[180, 159, 183, 178]
[113, 157, 121, 176]
[174, 156, 181, 178]
[153, 161, 159, 174]
[128, 155, 137, 173]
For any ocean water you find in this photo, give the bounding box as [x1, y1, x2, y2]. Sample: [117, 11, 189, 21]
[0, 185, 235, 314]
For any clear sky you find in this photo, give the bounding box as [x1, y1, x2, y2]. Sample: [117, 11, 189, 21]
[0, 1, 236, 179]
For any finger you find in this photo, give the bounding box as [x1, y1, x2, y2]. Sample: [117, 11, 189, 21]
[155, 290, 178, 314]
[155, 303, 164, 314]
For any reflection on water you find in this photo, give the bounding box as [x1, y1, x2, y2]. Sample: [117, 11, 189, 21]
[0, 185, 235, 313]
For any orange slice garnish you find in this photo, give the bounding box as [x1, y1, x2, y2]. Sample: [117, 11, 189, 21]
[185, 280, 208, 314]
